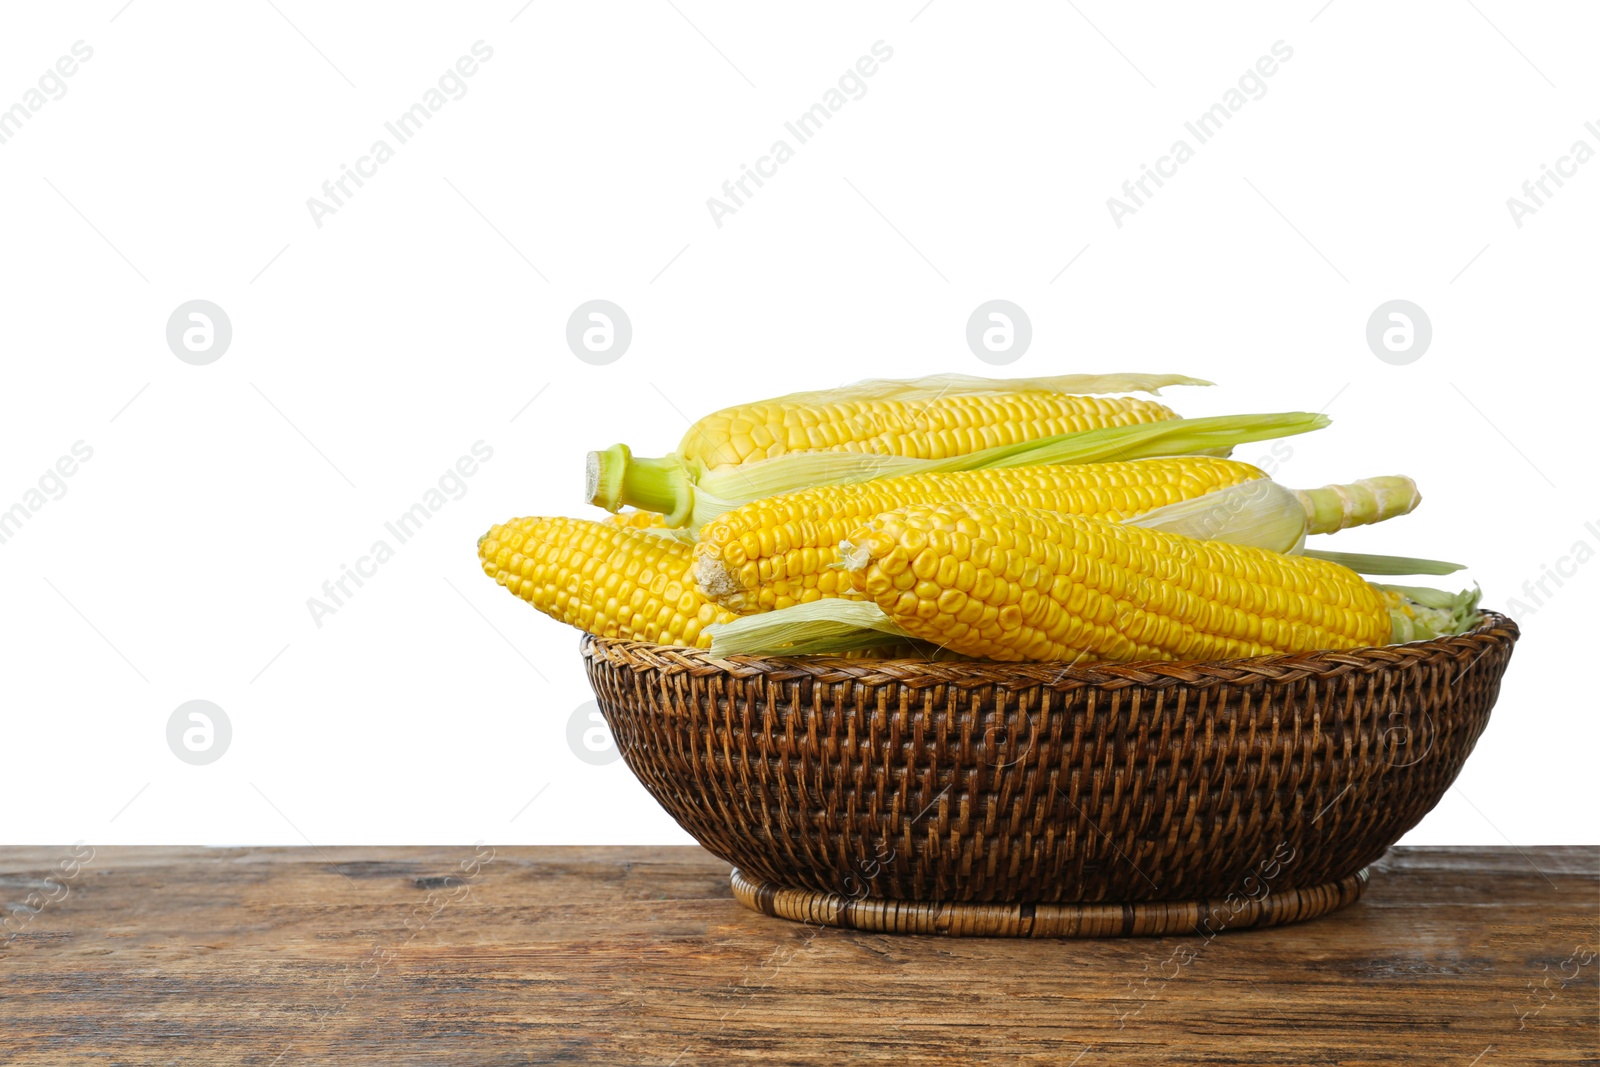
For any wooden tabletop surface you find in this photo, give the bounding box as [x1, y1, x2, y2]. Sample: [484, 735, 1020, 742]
[0, 845, 1594, 1065]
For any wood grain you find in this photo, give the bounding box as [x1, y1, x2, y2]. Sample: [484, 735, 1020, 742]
[0, 845, 1594, 1065]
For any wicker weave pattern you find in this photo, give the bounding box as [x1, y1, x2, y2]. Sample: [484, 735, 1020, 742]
[582, 613, 1517, 904]
[729, 867, 1369, 938]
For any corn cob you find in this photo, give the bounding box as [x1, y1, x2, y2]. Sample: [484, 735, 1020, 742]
[1294, 476, 1421, 535]
[838, 502, 1395, 663]
[590, 413, 1332, 531]
[695, 457, 1267, 613]
[681, 390, 1180, 470]
[695, 460, 1425, 614]
[587, 373, 1262, 528]
[478, 516, 736, 648]
[655, 374, 1202, 474]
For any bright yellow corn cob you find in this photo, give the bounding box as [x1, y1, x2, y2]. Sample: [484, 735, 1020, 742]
[684, 391, 1180, 470]
[695, 457, 1266, 613]
[839, 502, 1393, 663]
[587, 374, 1224, 528]
[479, 516, 737, 648]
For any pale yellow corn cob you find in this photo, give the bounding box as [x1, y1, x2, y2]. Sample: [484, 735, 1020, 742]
[839, 502, 1392, 663]
[603, 509, 670, 530]
[695, 457, 1266, 613]
[1294, 476, 1421, 535]
[684, 392, 1179, 471]
[479, 516, 736, 648]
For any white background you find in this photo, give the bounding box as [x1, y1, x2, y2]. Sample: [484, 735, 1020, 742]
[0, 1, 1594, 847]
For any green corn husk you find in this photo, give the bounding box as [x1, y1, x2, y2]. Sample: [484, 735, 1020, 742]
[1379, 585, 1483, 642]
[1302, 549, 1464, 575]
[755, 371, 1211, 407]
[1123, 479, 1309, 552]
[707, 600, 923, 658]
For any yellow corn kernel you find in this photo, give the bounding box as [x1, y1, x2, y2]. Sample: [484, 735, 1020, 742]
[479, 516, 737, 647]
[839, 502, 1391, 663]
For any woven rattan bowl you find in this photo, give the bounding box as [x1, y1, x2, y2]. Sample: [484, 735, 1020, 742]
[581, 612, 1518, 937]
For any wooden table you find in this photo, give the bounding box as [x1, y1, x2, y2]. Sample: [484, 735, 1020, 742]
[1, 845, 1594, 1064]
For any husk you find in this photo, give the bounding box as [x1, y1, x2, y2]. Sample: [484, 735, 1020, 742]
[1123, 479, 1307, 552]
[1301, 549, 1464, 575]
[707, 600, 916, 658]
[1379, 585, 1483, 641]
[740, 372, 1212, 409]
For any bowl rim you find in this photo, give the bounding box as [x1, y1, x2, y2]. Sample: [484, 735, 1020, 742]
[581, 610, 1519, 690]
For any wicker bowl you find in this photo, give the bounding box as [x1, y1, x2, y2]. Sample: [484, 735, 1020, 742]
[581, 612, 1518, 937]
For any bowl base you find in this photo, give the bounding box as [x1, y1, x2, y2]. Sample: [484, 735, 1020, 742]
[730, 868, 1368, 938]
